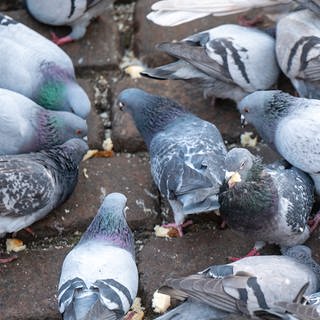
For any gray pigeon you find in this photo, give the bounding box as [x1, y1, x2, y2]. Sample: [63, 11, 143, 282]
[0, 138, 88, 240]
[276, 9, 320, 99]
[218, 148, 315, 257]
[0, 13, 90, 119]
[238, 90, 320, 196]
[25, 0, 114, 45]
[155, 245, 320, 320]
[0, 88, 87, 155]
[276, 291, 320, 319]
[58, 192, 138, 320]
[141, 24, 280, 103]
[117, 88, 227, 236]
[147, 0, 295, 26]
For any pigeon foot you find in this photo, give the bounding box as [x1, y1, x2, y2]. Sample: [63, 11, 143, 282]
[50, 32, 73, 45]
[0, 254, 17, 264]
[238, 14, 264, 27]
[308, 212, 320, 233]
[163, 220, 193, 237]
[228, 241, 265, 261]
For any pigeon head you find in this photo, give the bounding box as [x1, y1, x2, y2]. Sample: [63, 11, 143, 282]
[117, 88, 188, 147]
[56, 138, 89, 166]
[282, 245, 320, 281]
[238, 90, 293, 145]
[224, 148, 262, 188]
[79, 193, 135, 256]
[41, 110, 88, 147]
[36, 62, 91, 119]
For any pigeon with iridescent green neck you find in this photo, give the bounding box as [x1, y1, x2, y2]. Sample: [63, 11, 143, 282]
[0, 88, 87, 155]
[0, 14, 90, 119]
[219, 148, 316, 258]
[58, 193, 138, 320]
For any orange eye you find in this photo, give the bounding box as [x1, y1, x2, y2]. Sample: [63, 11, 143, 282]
[76, 129, 82, 135]
[243, 107, 249, 113]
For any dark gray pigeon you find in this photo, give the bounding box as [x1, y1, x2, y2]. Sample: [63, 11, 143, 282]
[154, 245, 320, 320]
[276, 9, 320, 99]
[0, 88, 87, 155]
[117, 88, 227, 236]
[58, 192, 138, 320]
[218, 148, 315, 257]
[25, 0, 114, 45]
[141, 24, 280, 103]
[147, 0, 295, 26]
[276, 291, 320, 319]
[238, 90, 320, 196]
[0, 13, 90, 118]
[0, 138, 88, 261]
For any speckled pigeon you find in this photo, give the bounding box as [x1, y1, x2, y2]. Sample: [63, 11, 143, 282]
[141, 24, 280, 103]
[147, 0, 296, 26]
[0, 13, 90, 118]
[117, 88, 227, 236]
[25, 0, 114, 45]
[218, 148, 315, 258]
[0, 138, 88, 240]
[58, 192, 138, 320]
[0, 88, 87, 155]
[155, 245, 320, 320]
[276, 291, 320, 319]
[238, 90, 320, 196]
[276, 9, 320, 99]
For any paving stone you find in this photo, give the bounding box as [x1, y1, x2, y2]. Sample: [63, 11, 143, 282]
[133, 0, 239, 67]
[111, 76, 254, 152]
[18, 153, 159, 241]
[0, 0, 23, 11]
[0, 246, 68, 320]
[6, 9, 121, 70]
[78, 78, 105, 149]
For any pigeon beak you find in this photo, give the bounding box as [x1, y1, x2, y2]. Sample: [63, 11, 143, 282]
[226, 171, 241, 188]
[240, 114, 247, 128]
[124, 206, 129, 217]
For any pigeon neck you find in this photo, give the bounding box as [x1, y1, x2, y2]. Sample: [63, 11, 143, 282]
[36, 61, 73, 110]
[131, 100, 188, 148]
[37, 110, 65, 149]
[80, 212, 135, 257]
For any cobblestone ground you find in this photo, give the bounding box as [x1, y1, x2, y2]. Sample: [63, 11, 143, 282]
[1, 1, 320, 320]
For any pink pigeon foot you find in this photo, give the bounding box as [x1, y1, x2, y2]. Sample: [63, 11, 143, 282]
[228, 247, 261, 262]
[0, 254, 17, 264]
[238, 14, 264, 27]
[50, 32, 73, 45]
[308, 211, 320, 233]
[163, 220, 193, 237]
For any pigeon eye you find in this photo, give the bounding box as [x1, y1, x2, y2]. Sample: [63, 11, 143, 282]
[240, 161, 246, 169]
[76, 129, 82, 135]
[118, 101, 125, 111]
[243, 107, 249, 113]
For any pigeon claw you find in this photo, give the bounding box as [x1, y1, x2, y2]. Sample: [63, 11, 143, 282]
[163, 220, 193, 237]
[0, 254, 18, 264]
[228, 247, 261, 262]
[308, 212, 320, 233]
[50, 32, 73, 46]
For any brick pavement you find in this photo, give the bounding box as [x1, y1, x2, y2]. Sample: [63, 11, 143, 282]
[0, 2, 320, 320]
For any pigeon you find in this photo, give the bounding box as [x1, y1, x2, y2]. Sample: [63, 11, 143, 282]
[0, 138, 88, 240]
[0, 13, 90, 119]
[147, 0, 296, 27]
[0, 88, 87, 155]
[276, 9, 320, 99]
[276, 291, 320, 319]
[141, 24, 280, 103]
[25, 0, 114, 45]
[218, 147, 315, 258]
[238, 90, 320, 196]
[117, 88, 227, 236]
[58, 192, 138, 320]
[154, 245, 320, 320]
